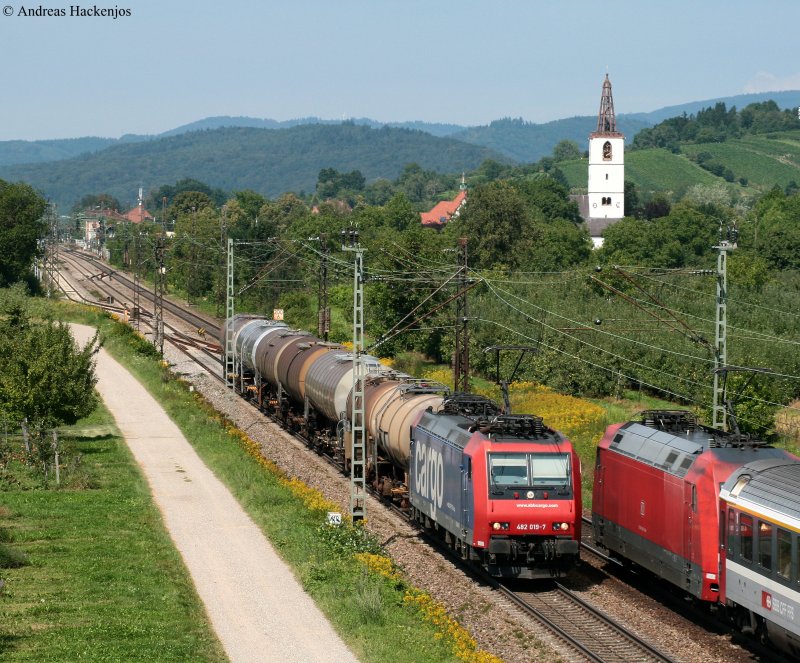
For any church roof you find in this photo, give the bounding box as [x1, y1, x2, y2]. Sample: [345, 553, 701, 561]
[123, 205, 154, 223]
[420, 189, 467, 228]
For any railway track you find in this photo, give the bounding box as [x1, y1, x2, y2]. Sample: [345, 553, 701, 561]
[60, 246, 220, 337]
[499, 580, 675, 663]
[55, 248, 224, 378]
[51, 245, 694, 663]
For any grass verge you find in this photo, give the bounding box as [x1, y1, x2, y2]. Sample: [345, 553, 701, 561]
[0, 397, 227, 662]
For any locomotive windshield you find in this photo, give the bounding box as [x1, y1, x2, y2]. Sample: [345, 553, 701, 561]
[488, 452, 571, 495]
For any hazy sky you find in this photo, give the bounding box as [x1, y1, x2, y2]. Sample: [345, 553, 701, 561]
[2, 0, 799, 141]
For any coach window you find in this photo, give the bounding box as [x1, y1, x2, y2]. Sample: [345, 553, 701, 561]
[740, 514, 753, 563]
[777, 528, 792, 580]
[758, 521, 773, 571]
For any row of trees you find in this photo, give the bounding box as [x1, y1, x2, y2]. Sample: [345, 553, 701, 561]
[0, 180, 101, 480]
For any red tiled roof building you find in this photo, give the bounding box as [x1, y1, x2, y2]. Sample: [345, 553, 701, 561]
[420, 177, 467, 229]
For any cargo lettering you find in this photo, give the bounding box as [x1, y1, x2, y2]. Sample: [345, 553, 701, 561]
[415, 440, 444, 509]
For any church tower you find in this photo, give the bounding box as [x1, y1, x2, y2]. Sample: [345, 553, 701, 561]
[588, 74, 624, 220]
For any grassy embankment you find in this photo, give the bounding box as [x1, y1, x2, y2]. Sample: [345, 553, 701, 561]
[3, 298, 523, 663]
[0, 382, 227, 659]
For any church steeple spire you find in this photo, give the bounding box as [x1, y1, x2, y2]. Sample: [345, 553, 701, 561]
[595, 74, 618, 134]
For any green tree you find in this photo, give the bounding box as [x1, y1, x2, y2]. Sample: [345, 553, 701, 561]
[147, 178, 227, 210]
[552, 140, 582, 162]
[0, 180, 47, 288]
[73, 193, 122, 213]
[449, 180, 536, 271]
[382, 193, 418, 231]
[232, 189, 268, 222]
[0, 287, 99, 431]
[168, 205, 222, 301]
[624, 180, 640, 217]
[167, 191, 214, 221]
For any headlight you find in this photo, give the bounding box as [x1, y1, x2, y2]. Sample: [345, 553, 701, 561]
[552, 522, 570, 531]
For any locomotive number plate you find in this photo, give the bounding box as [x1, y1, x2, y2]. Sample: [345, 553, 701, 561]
[515, 523, 547, 531]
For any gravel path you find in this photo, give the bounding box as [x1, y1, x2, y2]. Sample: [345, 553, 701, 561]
[70, 324, 359, 663]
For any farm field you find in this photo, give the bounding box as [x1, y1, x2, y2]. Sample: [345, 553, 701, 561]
[560, 148, 727, 199]
[681, 132, 800, 191]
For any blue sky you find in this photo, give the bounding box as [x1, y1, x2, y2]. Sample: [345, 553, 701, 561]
[2, 0, 799, 140]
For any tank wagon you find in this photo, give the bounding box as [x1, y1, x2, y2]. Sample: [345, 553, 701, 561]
[593, 409, 800, 655]
[224, 314, 582, 578]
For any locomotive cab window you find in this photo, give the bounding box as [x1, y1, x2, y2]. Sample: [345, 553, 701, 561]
[488, 453, 570, 496]
[489, 453, 528, 487]
[531, 454, 570, 488]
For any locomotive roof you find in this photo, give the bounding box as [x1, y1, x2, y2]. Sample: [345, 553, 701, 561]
[416, 410, 475, 451]
[417, 409, 565, 453]
[721, 460, 800, 524]
[610, 417, 786, 480]
[610, 421, 705, 479]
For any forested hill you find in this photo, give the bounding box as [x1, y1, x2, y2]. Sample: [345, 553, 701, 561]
[451, 116, 653, 162]
[0, 124, 507, 211]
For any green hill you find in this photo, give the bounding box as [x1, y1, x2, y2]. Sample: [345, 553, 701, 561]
[680, 133, 800, 190]
[0, 124, 508, 210]
[452, 116, 651, 163]
[558, 130, 800, 200]
[559, 148, 722, 198]
[0, 136, 125, 167]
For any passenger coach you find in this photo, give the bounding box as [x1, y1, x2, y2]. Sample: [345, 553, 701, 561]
[721, 460, 800, 654]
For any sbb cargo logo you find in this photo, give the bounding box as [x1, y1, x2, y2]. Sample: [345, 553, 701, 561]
[763, 591, 773, 610]
[414, 440, 444, 510]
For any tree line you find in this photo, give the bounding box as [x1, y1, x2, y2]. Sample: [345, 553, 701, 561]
[632, 100, 800, 152]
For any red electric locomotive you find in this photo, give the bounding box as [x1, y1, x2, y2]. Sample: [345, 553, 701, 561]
[592, 410, 797, 601]
[411, 394, 582, 579]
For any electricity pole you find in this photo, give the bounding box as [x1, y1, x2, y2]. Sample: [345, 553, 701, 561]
[43, 203, 58, 297]
[133, 228, 140, 331]
[224, 238, 235, 388]
[153, 237, 165, 355]
[453, 237, 470, 392]
[341, 226, 366, 523]
[712, 223, 737, 430]
[318, 234, 330, 341]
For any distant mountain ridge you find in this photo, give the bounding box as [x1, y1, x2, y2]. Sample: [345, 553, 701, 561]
[2, 90, 798, 169]
[160, 116, 465, 138]
[0, 124, 507, 211]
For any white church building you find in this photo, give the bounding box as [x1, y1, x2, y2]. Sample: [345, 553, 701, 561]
[575, 74, 625, 247]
